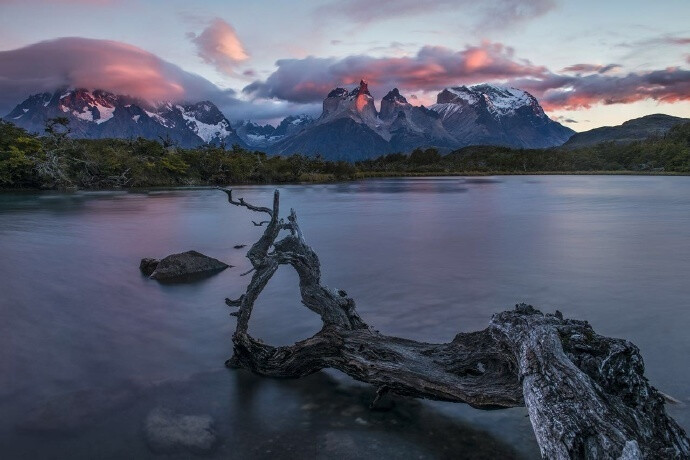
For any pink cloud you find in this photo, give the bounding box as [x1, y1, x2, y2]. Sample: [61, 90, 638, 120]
[189, 18, 249, 75]
[523, 68, 690, 110]
[243, 42, 547, 103]
[0, 37, 238, 111]
[0, 37, 319, 123]
[245, 42, 690, 112]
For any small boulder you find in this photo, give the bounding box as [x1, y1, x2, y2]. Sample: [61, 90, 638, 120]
[146, 250, 230, 282]
[140, 258, 160, 276]
[144, 408, 216, 454]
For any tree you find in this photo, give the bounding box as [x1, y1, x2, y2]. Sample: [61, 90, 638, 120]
[0, 121, 40, 186]
[44, 116, 71, 146]
[410, 147, 442, 165]
[219, 189, 690, 459]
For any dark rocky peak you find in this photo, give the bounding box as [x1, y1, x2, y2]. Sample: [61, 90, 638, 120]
[436, 87, 475, 104]
[380, 88, 413, 120]
[274, 114, 314, 135]
[322, 79, 377, 119]
[382, 88, 408, 104]
[349, 80, 372, 98]
[176, 101, 226, 124]
[327, 88, 349, 98]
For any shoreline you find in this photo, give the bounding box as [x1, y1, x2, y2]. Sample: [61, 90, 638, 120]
[1, 170, 688, 193]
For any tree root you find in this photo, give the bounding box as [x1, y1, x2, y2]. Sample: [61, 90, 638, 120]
[219, 188, 689, 459]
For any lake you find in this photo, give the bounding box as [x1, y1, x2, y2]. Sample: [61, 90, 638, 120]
[1, 176, 689, 459]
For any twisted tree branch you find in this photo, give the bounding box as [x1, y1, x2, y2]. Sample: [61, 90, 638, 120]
[220, 189, 689, 459]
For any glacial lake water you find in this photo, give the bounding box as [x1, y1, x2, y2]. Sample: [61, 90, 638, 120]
[1, 176, 689, 459]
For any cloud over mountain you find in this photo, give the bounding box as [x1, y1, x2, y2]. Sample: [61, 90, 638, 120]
[0, 37, 304, 122]
[244, 42, 690, 112]
[0, 37, 232, 109]
[189, 18, 249, 75]
[243, 42, 546, 103]
[522, 68, 690, 110]
[2, 36, 688, 123]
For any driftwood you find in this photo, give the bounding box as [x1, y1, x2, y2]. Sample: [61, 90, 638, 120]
[219, 188, 689, 459]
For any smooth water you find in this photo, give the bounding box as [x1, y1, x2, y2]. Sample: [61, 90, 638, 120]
[1, 176, 689, 459]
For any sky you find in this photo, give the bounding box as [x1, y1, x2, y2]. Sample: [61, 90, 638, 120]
[0, 0, 689, 130]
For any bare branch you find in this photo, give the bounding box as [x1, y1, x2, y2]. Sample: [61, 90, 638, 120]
[218, 189, 690, 459]
[239, 267, 255, 277]
[217, 187, 273, 216]
[225, 296, 244, 307]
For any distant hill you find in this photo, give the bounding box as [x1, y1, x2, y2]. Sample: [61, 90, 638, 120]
[564, 114, 689, 147]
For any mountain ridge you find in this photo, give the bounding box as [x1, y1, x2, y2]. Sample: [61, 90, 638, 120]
[6, 82, 577, 160]
[267, 81, 574, 160]
[5, 88, 245, 148]
[564, 114, 690, 147]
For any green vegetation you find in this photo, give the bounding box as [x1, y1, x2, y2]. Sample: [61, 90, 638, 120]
[0, 119, 357, 189]
[358, 122, 690, 175]
[1, 118, 689, 190]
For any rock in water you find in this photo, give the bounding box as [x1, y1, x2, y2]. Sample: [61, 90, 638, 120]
[144, 408, 216, 454]
[147, 250, 229, 282]
[139, 258, 160, 276]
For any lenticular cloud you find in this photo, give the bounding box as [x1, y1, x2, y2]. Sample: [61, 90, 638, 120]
[0, 37, 231, 114]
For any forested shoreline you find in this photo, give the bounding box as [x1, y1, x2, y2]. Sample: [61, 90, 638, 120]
[1, 118, 689, 190]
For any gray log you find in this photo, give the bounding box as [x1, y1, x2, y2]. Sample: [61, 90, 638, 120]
[219, 188, 689, 459]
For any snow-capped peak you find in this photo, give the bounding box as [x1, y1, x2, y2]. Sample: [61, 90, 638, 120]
[5, 88, 242, 147]
[431, 84, 544, 118]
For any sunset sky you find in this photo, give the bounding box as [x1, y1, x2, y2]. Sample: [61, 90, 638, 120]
[1, 0, 689, 130]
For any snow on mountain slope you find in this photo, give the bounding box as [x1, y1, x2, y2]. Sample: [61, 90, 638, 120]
[6, 82, 574, 157]
[270, 82, 574, 159]
[5, 89, 244, 148]
[234, 114, 314, 148]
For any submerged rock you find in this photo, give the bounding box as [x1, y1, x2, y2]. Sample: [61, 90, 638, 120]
[144, 408, 216, 454]
[143, 250, 230, 282]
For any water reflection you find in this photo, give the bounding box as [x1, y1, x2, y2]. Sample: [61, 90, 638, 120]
[9, 370, 527, 459]
[1, 176, 689, 458]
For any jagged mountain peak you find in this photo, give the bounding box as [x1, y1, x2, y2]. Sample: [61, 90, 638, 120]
[327, 87, 349, 98]
[5, 88, 244, 148]
[272, 81, 574, 159]
[380, 87, 413, 120]
[382, 88, 407, 103]
[321, 79, 378, 121]
[349, 80, 372, 98]
[234, 114, 315, 149]
[436, 84, 543, 117]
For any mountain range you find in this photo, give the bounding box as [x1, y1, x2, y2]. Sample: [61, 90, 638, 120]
[5, 89, 244, 148]
[264, 81, 574, 161]
[6, 83, 681, 161]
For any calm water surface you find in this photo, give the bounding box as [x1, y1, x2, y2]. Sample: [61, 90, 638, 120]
[1, 176, 689, 459]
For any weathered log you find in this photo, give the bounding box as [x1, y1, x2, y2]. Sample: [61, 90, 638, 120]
[219, 188, 689, 459]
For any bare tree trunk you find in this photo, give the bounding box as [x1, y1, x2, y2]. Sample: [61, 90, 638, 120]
[219, 188, 689, 459]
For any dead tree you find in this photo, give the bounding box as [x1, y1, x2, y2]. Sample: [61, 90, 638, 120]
[219, 188, 689, 459]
